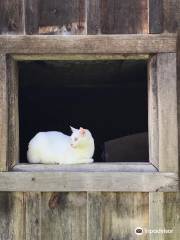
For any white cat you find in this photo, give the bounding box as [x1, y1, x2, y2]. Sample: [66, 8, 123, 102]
[27, 127, 95, 164]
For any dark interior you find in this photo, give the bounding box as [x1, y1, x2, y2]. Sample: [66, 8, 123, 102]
[18, 60, 148, 163]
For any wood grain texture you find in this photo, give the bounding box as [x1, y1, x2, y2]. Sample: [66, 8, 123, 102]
[0, 55, 8, 171]
[149, 193, 180, 239]
[87, 0, 101, 34]
[25, 0, 86, 35]
[24, 192, 41, 240]
[177, 30, 180, 177]
[7, 56, 19, 169]
[88, 192, 149, 240]
[87, 0, 148, 34]
[163, 192, 180, 239]
[148, 55, 159, 169]
[13, 53, 149, 61]
[157, 53, 178, 172]
[163, 0, 180, 33]
[149, 192, 164, 240]
[0, 172, 178, 192]
[12, 163, 157, 172]
[41, 192, 87, 240]
[0, 192, 25, 240]
[0, 34, 176, 54]
[150, 0, 180, 34]
[149, 0, 163, 33]
[0, 0, 24, 34]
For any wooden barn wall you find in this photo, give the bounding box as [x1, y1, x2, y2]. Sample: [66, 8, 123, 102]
[0, 0, 179, 34]
[0, 0, 180, 240]
[0, 192, 180, 240]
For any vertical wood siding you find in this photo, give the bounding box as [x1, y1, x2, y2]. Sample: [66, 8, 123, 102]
[25, 0, 86, 35]
[0, 192, 180, 239]
[0, 55, 8, 171]
[0, 0, 24, 34]
[0, 0, 179, 34]
[87, 0, 148, 34]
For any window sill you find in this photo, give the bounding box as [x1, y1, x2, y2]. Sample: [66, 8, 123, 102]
[12, 162, 157, 172]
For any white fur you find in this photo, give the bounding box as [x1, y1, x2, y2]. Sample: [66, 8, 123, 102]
[27, 127, 95, 164]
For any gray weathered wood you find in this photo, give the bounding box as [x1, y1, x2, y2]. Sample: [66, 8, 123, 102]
[7, 56, 19, 169]
[0, 54, 8, 171]
[13, 53, 149, 61]
[149, 192, 180, 239]
[163, 0, 180, 33]
[148, 55, 159, 169]
[149, 192, 164, 240]
[149, 0, 163, 33]
[177, 30, 180, 177]
[12, 163, 157, 172]
[157, 53, 178, 172]
[0, 34, 176, 54]
[0, 172, 178, 192]
[24, 192, 41, 240]
[25, 0, 86, 35]
[87, 192, 149, 240]
[87, 0, 101, 34]
[87, 0, 148, 34]
[163, 192, 180, 239]
[41, 192, 87, 240]
[0, 0, 24, 34]
[0, 192, 11, 240]
[0, 192, 25, 240]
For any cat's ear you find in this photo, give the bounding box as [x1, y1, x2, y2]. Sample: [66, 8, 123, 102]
[79, 127, 86, 136]
[70, 126, 76, 132]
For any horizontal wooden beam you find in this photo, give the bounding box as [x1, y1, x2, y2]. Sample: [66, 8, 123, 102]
[12, 163, 158, 172]
[0, 34, 176, 54]
[12, 54, 149, 61]
[0, 172, 178, 192]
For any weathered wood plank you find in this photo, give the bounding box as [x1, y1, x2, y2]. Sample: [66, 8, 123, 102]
[87, 0, 101, 34]
[25, 0, 86, 35]
[25, 0, 39, 35]
[7, 56, 19, 169]
[157, 53, 178, 172]
[0, 192, 11, 240]
[177, 30, 180, 177]
[163, 0, 180, 33]
[163, 192, 180, 239]
[24, 192, 41, 240]
[148, 55, 159, 169]
[88, 192, 149, 240]
[41, 192, 87, 240]
[13, 53, 149, 61]
[87, 192, 102, 240]
[0, 172, 178, 192]
[0, 55, 8, 171]
[0, 192, 25, 240]
[0, 34, 176, 54]
[0, 0, 24, 34]
[149, 192, 180, 239]
[12, 163, 157, 172]
[87, 0, 148, 34]
[149, 0, 163, 33]
[149, 192, 164, 240]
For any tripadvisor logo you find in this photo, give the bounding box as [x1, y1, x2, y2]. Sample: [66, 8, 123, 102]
[135, 227, 173, 235]
[135, 227, 143, 235]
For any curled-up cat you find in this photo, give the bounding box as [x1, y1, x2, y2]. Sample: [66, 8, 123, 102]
[27, 126, 95, 164]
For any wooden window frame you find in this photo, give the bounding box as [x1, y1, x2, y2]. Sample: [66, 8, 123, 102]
[0, 34, 179, 191]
